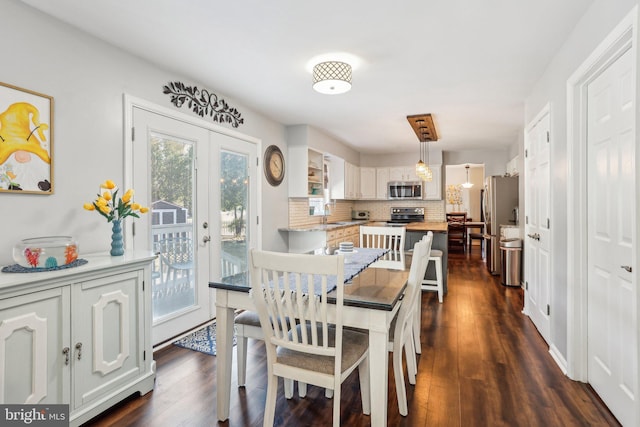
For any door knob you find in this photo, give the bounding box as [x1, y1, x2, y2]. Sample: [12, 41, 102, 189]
[203, 235, 211, 244]
[621, 265, 632, 273]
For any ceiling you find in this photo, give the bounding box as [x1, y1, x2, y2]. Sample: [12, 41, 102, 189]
[21, 0, 594, 154]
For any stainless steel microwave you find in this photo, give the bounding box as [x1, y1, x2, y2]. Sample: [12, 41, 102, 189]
[388, 181, 423, 199]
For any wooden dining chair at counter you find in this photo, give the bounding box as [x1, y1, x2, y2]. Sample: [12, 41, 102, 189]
[249, 249, 371, 427]
[446, 212, 467, 252]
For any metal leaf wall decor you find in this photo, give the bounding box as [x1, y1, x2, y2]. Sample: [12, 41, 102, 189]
[162, 81, 244, 128]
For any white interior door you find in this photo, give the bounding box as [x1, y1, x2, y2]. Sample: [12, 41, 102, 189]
[524, 109, 551, 343]
[587, 46, 637, 426]
[132, 108, 212, 345]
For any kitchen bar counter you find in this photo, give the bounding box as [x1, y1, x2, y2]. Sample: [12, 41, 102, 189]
[405, 221, 448, 232]
[278, 220, 369, 232]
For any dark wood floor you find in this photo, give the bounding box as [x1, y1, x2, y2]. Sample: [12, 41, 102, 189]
[85, 246, 621, 426]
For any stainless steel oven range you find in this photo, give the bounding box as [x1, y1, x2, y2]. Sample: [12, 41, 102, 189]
[386, 207, 424, 226]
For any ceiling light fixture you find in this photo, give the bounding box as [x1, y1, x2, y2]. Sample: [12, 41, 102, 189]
[461, 164, 474, 188]
[312, 61, 352, 94]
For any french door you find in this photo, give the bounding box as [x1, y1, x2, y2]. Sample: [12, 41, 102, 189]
[131, 106, 257, 345]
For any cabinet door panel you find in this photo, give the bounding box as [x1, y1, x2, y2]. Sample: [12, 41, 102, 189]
[0, 288, 70, 404]
[72, 270, 143, 409]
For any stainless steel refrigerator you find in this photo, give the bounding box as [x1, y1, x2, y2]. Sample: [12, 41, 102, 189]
[483, 175, 519, 275]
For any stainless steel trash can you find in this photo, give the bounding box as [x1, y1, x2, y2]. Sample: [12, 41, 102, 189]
[500, 238, 522, 287]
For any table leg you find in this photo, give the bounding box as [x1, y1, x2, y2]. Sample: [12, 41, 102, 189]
[216, 304, 235, 421]
[368, 327, 389, 427]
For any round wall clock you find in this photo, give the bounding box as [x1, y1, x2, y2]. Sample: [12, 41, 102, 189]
[264, 145, 285, 186]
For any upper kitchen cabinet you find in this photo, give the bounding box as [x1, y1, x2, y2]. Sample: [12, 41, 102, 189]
[288, 143, 324, 197]
[376, 168, 389, 199]
[359, 167, 376, 199]
[423, 164, 442, 200]
[345, 162, 360, 199]
[389, 166, 420, 182]
[506, 155, 519, 176]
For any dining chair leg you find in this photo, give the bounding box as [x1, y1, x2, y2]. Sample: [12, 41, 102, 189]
[284, 378, 294, 399]
[263, 373, 277, 427]
[413, 296, 422, 355]
[393, 342, 408, 416]
[405, 335, 417, 385]
[298, 382, 307, 398]
[236, 334, 248, 386]
[358, 355, 371, 415]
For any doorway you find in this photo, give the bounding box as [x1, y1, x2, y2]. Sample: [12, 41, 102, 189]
[567, 8, 638, 426]
[126, 97, 259, 345]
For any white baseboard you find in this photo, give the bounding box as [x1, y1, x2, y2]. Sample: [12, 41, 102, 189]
[549, 344, 568, 375]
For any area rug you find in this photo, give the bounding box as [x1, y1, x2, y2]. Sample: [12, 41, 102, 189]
[173, 322, 236, 356]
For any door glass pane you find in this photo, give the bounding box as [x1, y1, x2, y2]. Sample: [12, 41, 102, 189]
[150, 133, 196, 321]
[220, 150, 248, 281]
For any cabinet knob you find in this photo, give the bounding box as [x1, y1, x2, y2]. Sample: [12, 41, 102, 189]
[75, 342, 83, 360]
[62, 347, 70, 365]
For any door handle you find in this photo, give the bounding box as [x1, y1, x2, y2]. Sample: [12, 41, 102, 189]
[62, 347, 70, 365]
[203, 235, 211, 244]
[621, 265, 632, 273]
[75, 342, 82, 360]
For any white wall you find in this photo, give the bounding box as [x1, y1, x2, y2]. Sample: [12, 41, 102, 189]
[0, 0, 289, 265]
[524, 0, 638, 360]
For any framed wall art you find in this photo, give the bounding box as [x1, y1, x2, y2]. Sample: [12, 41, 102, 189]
[0, 82, 54, 194]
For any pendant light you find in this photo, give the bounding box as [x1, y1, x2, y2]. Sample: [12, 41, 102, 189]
[423, 140, 433, 182]
[415, 141, 427, 178]
[461, 164, 473, 188]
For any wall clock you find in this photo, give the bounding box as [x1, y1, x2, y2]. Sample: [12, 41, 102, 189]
[264, 145, 285, 186]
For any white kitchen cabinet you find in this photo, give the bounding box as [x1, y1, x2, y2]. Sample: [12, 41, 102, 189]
[376, 167, 389, 199]
[506, 155, 519, 176]
[359, 167, 376, 199]
[288, 144, 325, 197]
[345, 162, 360, 199]
[389, 166, 419, 182]
[0, 252, 156, 427]
[424, 164, 442, 200]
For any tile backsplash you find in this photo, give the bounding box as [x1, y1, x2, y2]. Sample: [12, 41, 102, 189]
[288, 198, 445, 227]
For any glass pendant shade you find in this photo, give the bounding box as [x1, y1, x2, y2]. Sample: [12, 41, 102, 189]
[461, 164, 474, 188]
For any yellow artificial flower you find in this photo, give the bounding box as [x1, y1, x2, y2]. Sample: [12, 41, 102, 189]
[139, 207, 149, 213]
[83, 203, 95, 211]
[102, 180, 116, 190]
[131, 203, 141, 211]
[96, 197, 108, 207]
[98, 205, 111, 215]
[122, 189, 134, 204]
[102, 191, 112, 201]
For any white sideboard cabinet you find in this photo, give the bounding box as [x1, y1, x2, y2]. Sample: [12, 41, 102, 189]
[0, 252, 156, 427]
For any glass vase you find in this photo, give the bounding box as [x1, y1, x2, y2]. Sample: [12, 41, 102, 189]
[110, 219, 124, 256]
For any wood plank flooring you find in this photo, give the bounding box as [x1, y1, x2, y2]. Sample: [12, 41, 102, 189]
[85, 246, 621, 426]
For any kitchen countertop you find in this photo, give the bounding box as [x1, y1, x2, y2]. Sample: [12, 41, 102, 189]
[279, 220, 448, 233]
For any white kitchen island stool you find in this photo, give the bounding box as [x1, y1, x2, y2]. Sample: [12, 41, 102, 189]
[421, 249, 444, 303]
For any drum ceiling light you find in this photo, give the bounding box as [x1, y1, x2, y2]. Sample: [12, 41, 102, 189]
[312, 61, 352, 94]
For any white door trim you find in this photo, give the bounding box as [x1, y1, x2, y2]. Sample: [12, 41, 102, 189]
[566, 5, 638, 384]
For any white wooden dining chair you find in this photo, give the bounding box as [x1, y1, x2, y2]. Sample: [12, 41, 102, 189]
[387, 234, 432, 416]
[413, 231, 436, 355]
[249, 249, 371, 427]
[360, 225, 406, 262]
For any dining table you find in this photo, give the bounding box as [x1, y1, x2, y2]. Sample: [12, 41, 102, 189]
[209, 247, 411, 427]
